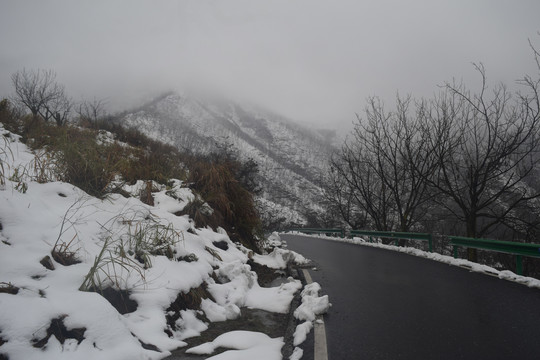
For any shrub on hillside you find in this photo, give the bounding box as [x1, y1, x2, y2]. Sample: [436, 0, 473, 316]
[187, 155, 262, 251]
[0, 112, 263, 252]
[0, 114, 189, 197]
[1, 99, 19, 187]
[0, 98, 23, 134]
[179, 196, 223, 230]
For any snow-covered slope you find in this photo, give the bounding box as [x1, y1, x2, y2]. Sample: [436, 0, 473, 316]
[119, 92, 335, 227]
[0, 125, 319, 360]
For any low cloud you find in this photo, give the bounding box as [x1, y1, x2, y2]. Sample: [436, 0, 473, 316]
[1, 0, 539, 132]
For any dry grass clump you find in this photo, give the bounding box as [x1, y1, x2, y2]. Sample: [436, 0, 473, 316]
[0, 99, 15, 188]
[31, 149, 58, 183]
[178, 197, 222, 230]
[139, 180, 155, 206]
[187, 156, 262, 251]
[79, 237, 145, 292]
[91, 119, 189, 185]
[80, 217, 182, 292]
[0, 133, 9, 187]
[0, 112, 188, 197]
[204, 246, 223, 261]
[51, 235, 81, 266]
[0, 140, 7, 187]
[0, 107, 263, 252]
[123, 221, 182, 269]
[0, 99, 22, 134]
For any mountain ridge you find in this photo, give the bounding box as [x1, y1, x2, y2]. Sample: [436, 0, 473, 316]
[118, 91, 335, 228]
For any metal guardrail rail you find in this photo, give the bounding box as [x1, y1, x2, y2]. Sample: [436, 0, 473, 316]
[350, 230, 433, 252]
[449, 236, 540, 275]
[291, 228, 345, 238]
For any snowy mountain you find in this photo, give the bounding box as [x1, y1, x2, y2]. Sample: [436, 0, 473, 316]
[118, 92, 336, 228]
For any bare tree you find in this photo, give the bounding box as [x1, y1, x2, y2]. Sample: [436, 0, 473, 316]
[11, 69, 71, 125]
[328, 39, 540, 259]
[421, 63, 540, 260]
[325, 156, 368, 229]
[11, 69, 55, 117]
[331, 137, 394, 232]
[330, 95, 438, 233]
[45, 88, 72, 126]
[364, 96, 439, 232]
[77, 97, 107, 127]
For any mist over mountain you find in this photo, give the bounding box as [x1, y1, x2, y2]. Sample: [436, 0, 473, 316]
[118, 91, 336, 228]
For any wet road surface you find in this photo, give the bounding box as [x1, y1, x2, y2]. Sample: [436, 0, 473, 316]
[283, 234, 540, 360]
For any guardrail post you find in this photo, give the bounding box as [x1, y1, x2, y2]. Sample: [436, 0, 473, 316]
[428, 234, 433, 253]
[516, 255, 523, 275]
[453, 245, 458, 259]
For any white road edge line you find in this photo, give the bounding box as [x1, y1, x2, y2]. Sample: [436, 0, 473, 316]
[302, 269, 329, 360]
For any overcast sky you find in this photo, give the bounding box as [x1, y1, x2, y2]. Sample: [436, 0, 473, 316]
[1, 1, 539, 132]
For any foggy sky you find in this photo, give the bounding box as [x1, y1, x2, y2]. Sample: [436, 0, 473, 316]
[1, 0, 539, 132]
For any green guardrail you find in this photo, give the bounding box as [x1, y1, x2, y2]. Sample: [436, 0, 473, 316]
[291, 228, 345, 238]
[449, 236, 540, 275]
[351, 230, 433, 252]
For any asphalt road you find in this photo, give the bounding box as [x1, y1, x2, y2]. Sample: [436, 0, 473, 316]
[283, 234, 540, 360]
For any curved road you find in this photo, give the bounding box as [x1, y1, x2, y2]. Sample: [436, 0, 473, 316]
[283, 234, 540, 360]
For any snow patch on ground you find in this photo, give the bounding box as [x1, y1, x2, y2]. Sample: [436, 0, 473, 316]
[253, 248, 289, 269]
[293, 283, 331, 322]
[293, 321, 313, 346]
[0, 125, 307, 360]
[289, 346, 304, 360]
[174, 309, 209, 340]
[288, 279, 331, 358]
[185, 330, 284, 360]
[245, 278, 302, 313]
[207, 259, 302, 314]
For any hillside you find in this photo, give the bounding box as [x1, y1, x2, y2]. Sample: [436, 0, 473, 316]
[119, 92, 336, 228]
[0, 115, 331, 360]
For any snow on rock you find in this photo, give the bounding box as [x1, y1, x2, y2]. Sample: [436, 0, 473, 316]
[289, 346, 304, 360]
[185, 330, 284, 360]
[293, 321, 313, 346]
[293, 282, 331, 322]
[200, 298, 241, 322]
[254, 233, 311, 269]
[0, 125, 304, 360]
[288, 280, 331, 353]
[207, 260, 302, 314]
[267, 231, 283, 248]
[253, 248, 291, 269]
[245, 277, 302, 313]
[208, 260, 257, 308]
[289, 250, 310, 265]
[174, 309, 208, 340]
